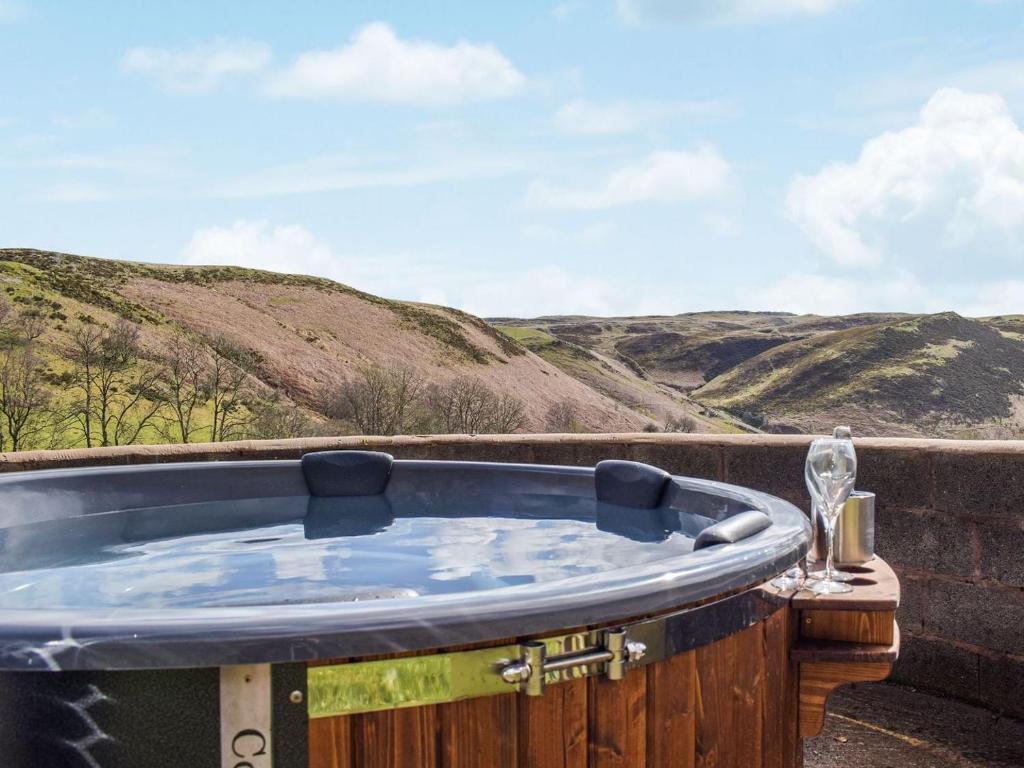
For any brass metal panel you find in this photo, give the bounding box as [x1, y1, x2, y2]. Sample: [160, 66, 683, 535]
[307, 588, 781, 719]
[308, 633, 594, 719]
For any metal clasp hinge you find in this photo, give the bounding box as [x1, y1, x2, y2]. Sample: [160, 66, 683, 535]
[499, 629, 647, 697]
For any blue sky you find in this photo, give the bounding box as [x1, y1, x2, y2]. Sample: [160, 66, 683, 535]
[2, 0, 1024, 317]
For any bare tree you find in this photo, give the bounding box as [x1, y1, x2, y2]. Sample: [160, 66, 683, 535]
[490, 392, 528, 433]
[111, 356, 167, 446]
[66, 320, 167, 447]
[424, 376, 527, 434]
[0, 313, 53, 452]
[66, 322, 103, 447]
[544, 400, 579, 433]
[157, 332, 207, 444]
[664, 415, 698, 433]
[324, 366, 422, 435]
[425, 377, 491, 433]
[246, 392, 312, 440]
[207, 336, 256, 442]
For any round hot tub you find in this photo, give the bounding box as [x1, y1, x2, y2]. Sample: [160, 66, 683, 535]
[0, 451, 811, 768]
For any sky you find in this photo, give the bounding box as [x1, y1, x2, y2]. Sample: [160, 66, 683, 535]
[2, 0, 1024, 318]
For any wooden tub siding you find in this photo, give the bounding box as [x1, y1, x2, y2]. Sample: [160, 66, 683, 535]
[307, 604, 800, 768]
[306, 559, 899, 767]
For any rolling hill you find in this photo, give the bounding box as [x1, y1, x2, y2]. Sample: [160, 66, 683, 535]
[0, 248, 721, 448]
[5, 248, 1018, 444]
[497, 311, 1024, 438]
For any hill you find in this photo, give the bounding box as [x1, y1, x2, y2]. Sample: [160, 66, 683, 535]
[5, 248, 1016, 443]
[495, 312, 909, 391]
[496, 312, 1024, 438]
[0, 248, 724, 450]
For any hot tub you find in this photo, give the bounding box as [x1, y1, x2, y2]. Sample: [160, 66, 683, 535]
[0, 451, 829, 767]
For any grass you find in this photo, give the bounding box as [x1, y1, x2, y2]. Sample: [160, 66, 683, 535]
[495, 325, 558, 347]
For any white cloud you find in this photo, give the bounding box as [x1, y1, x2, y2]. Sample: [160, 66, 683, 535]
[527, 146, 730, 210]
[553, 98, 730, 135]
[182, 220, 337, 275]
[180, 221, 622, 317]
[750, 272, 929, 315]
[180, 220, 450, 302]
[121, 39, 271, 93]
[460, 265, 616, 317]
[266, 22, 525, 105]
[965, 280, 1024, 317]
[786, 88, 1024, 268]
[618, 0, 856, 25]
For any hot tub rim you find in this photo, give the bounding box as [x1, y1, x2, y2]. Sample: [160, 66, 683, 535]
[0, 460, 809, 671]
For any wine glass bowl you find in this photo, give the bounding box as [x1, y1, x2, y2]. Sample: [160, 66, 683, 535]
[803, 436, 857, 594]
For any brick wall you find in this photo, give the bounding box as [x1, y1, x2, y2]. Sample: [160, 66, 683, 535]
[2, 433, 1022, 716]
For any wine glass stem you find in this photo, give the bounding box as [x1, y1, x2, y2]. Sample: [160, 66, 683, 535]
[804, 502, 817, 577]
[824, 514, 836, 582]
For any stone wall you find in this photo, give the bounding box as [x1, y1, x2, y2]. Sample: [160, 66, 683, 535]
[2, 433, 1022, 717]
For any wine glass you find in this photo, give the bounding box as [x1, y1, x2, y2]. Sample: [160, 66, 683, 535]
[770, 478, 819, 591]
[804, 435, 857, 594]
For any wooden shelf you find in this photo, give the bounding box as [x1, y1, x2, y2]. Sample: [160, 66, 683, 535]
[777, 556, 902, 739]
[789, 556, 900, 612]
[791, 622, 900, 665]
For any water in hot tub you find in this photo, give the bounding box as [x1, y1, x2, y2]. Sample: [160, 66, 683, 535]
[0, 493, 710, 610]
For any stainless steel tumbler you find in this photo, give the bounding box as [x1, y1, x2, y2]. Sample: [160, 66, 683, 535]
[811, 490, 875, 565]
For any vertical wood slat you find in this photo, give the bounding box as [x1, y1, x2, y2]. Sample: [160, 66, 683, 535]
[696, 629, 733, 768]
[646, 649, 696, 768]
[520, 676, 588, 768]
[350, 706, 438, 768]
[308, 714, 353, 768]
[440, 693, 518, 768]
[588, 664, 647, 768]
[695, 622, 766, 768]
[733, 622, 765, 768]
[762, 607, 800, 768]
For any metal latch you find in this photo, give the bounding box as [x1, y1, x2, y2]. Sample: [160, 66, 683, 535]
[499, 629, 647, 696]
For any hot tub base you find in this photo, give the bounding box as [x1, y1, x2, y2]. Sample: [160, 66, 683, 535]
[0, 564, 898, 768]
[305, 607, 800, 768]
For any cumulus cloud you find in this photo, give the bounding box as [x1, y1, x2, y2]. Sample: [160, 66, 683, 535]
[180, 220, 455, 305]
[786, 88, 1024, 269]
[553, 98, 730, 135]
[266, 22, 525, 105]
[460, 265, 617, 317]
[121, 39, 271, 92]
[965, 280, 1024, 317]
[749, 272, 929, 315]
[618, 0, 855, 25]
[527, 146, 730, 209]
[182, 220, 338, 275]
[180, 221, 625, 317]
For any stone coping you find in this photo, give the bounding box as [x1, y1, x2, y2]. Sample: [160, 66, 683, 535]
[2, 432, 1024, 472]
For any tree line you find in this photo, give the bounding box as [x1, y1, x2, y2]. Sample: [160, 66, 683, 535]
[0, 300, 586, 451]
[0, 299, 313, 452]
